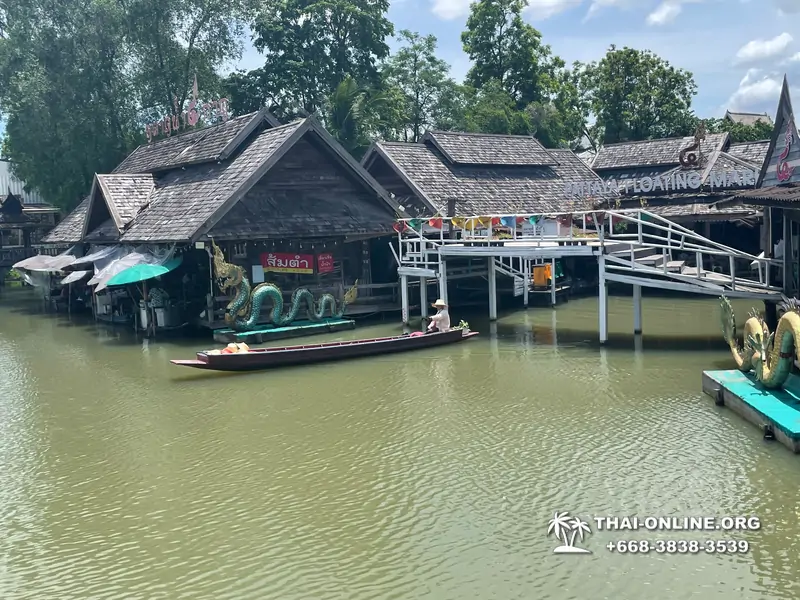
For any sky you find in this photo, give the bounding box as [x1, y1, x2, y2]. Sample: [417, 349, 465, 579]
[230, 0, 800, 120]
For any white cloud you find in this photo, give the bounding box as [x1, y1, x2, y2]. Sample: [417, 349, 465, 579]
[430, 0, 470, 19]
[646, 2, 681, 25]
[788, 52, 800, 63]
[725, 69, 783, 111]
[735, 32, 794, 63]
[585, 0, 637, 20]
[526, 0, 583, 20]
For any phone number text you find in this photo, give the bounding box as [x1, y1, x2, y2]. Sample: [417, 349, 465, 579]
[606, 540, 750, 554]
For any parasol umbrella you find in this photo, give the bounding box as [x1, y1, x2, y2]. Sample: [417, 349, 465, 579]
[104, 257, 183, 287]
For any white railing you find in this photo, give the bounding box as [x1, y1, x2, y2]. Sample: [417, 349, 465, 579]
[394, 208, 783, 294]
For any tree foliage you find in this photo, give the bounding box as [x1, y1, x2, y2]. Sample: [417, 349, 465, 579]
[580, 45, 698, 144]
[461, 0, 560, 108]
[380, 30, 456, 142]
[702, 117, 773, 143]
[248, 0, 393, 116]
[0, 0, 246, 210]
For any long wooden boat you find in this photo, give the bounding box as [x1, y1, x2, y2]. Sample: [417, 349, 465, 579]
[171, 328, 479, 372]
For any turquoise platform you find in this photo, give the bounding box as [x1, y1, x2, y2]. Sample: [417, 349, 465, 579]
[213, 318, 355, 344]
[702, 369, 800, 452]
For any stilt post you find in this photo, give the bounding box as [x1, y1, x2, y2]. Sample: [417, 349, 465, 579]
[598, 255, 608, 344]
[439, 258, 448, 305]
[523, 258, 529, 308]
[633, 284, 642, 335]
[400, 274, 409, 324]
[488, 257, 497, 321]
[419, 277, 428, 318]
[550, 257, 557, 307]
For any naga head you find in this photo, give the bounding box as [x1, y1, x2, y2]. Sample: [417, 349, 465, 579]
[210, 239, 243, 293]
[777, 294, 800, 318]
[747, 329, 774, 380]
[343, 279, 359, 305]
[720, 295, 737, 346]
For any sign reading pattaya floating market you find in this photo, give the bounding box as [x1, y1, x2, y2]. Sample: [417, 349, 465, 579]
[261, 253, 315, 274]
[564, 167, 758, 198]
[144, 75, 229, 143]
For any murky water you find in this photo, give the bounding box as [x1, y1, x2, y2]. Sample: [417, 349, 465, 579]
[1, 288, 799, 600]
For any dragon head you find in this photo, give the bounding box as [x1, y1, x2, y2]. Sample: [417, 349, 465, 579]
[343, 279, 359, 305]
[210, 239, 243, 293]
[777, 294, 800, 317]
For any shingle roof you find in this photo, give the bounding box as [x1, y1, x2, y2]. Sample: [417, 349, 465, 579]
[369, 138, 604, 216]
[41, 197, 90, 244]
[726, 140, 770, 167]
[423, 130, 558, 166]
[592, 133, 728, 170]
[119, 120, 306, 243]
[725, 111, 773, 126]
[736, 182, 800, 205]
[96, 174, 155, 227]
[646, 201, 760, 220]
[112, 110, 277, 174]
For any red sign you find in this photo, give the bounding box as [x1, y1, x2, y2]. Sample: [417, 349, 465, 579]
[317, 253, 334, 274]
[261, 252, 314, 274]
[145, 75, 229, 143]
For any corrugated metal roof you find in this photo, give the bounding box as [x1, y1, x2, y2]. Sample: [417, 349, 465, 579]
[0, 160, 47, 205]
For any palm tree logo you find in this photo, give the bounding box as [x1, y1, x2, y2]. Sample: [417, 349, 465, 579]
[547, 511, 592, 554]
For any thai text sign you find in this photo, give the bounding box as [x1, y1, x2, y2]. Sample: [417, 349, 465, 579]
[261, 253, 314, 274]
[144, 75, 229, 143]
[564, 168, 758, 198]
[317, 253, 334, 274]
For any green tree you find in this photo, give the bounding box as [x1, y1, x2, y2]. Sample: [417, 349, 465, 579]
[250, 0, 394, 115]
[702, 117, 773, 143]
[0, 0, 246, 211]
[381, 30, 456, 142]
[323, 75, 391, 159]
[461, 0, 560, 108]
[461, 80, 532, 135]
[581, 45, 697, 144]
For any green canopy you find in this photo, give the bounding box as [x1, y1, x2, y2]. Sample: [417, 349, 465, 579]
[105, 256, 183, 287]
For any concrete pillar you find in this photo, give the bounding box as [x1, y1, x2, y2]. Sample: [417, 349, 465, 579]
[488, 257, 497, 321]
[419, 277, 428, 318]
[550, 258, 557, 307]
[598, 255, 608, 344]
[523, 258, 529, 308]
[633, 284, 642, 334]
[400, 274, 409, 324]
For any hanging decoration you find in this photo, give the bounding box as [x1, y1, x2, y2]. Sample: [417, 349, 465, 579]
[528, 215, 539, 225]
[428, 217, 443, 229]
[451, 217, 466, 229]
[393, 221, 408, 233]
[490, 217, 502, 227]
[500, 216, 517, 228]
[408, 219, 423, 230]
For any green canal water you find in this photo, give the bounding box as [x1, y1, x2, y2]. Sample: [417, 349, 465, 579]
[1, 288, 799, 599]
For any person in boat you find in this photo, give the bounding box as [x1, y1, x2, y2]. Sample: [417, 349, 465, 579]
[427, 299, 451, 333]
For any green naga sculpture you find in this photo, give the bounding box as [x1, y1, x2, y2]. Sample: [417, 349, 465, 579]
[720, 294, 800, 389]
[211, 240, 358, 331]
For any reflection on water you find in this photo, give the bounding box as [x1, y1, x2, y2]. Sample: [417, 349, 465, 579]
[1, 288, 799, 600]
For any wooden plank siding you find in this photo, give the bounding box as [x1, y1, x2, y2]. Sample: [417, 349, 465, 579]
[208, 135, 395, 241]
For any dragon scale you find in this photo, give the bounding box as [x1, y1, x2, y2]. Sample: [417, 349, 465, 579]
[211, 240, 357, 331]
[720, 295, 800, 389]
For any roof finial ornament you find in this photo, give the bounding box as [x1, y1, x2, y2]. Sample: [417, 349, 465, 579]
[679, 121, 706, 167]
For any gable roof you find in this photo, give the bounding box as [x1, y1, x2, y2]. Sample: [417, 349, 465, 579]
[726, 140, 770, 165]
[113, 108, 282, 174]
[421, 130, 559, 167]
[118, 117, 402, 244]
[758, 76, 799, 187]
[725, 110, 772, 126]
[82, 174, 155, 239]
[41, 197, 90, 244]
[362, 134, 605, 216]
[592, 133, 729, 170]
